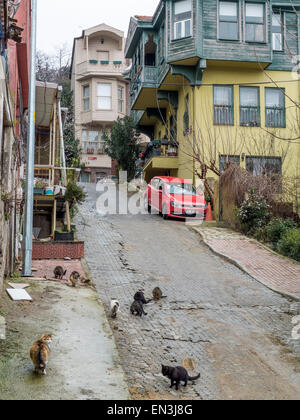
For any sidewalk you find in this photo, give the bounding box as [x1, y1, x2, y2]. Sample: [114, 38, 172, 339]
[191, 226, 300, 301]
[0, 260, 129, 400]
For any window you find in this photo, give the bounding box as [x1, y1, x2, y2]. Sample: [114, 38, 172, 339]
[240, 87, 260, 126]
[220, 155, 240, 172]
[246, 156, 282, 177]
[214, 86, 234, 125]
[118, 86, 124, 113]
[219, 1, 238, 40]
[83, 85, 90, 111]
[265, 88, 285, 128]
[174, 0, 192, 40]
[82, 130, 104, 154]
[272, 12, 283, 51]
[245, 3, 265, 43]
[183, 94, 190, 134]
[97, 83, 112, 110]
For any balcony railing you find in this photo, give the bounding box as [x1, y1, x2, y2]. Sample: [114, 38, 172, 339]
[214, 105, 234, 125]
[240, 106, 260, 127]
[130, 65, 158, 107]
[265, 107, 286, 128]
[82, 142, 104, 155]
[141, 140, 178, 167]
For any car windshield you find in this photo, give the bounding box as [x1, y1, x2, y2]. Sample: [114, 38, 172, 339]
[166, 183, 199, 196]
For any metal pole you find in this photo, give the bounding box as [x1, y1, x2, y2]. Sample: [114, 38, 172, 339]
[22, 0, 37, 277]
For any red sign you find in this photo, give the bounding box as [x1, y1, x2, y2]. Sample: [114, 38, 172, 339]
[88, 157, 97, 161]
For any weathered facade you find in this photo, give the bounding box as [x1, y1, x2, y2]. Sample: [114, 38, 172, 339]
[125, 0, 300, 215]
[0, 0, 31, 289]
[71, 23, 130, 183]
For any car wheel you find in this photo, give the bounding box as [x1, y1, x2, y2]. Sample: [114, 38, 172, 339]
[162, 204, 169, 220]
[144, 195, 151, 213]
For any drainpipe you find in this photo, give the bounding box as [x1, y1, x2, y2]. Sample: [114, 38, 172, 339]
[22, 0, 37, 277]
[57, 96, 67, 187]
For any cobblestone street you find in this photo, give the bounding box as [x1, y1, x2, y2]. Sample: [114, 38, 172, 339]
[76, 185, 300, 400]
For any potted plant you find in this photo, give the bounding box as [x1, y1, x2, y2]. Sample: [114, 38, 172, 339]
[34, 180, 45, 195]
[54, 229, 74, 242]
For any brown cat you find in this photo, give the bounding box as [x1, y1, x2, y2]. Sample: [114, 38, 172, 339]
[54, 266, 67, 280]
[30, 334, 53, 375]
[153, 287, 167, 301]
[70, 271, 81, 287]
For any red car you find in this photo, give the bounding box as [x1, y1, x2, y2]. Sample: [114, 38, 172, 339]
[145, 177, 207, 220]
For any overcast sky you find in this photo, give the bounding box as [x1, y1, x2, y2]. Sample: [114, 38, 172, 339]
[37, 0, 159, 56]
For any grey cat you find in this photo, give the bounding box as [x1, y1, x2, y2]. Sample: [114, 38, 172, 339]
[130, 300, 147, 317]
[54, 266, 67, 280]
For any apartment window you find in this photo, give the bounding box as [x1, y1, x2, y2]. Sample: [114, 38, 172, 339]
[245, 3, 265, 43]
[97, 83, 112, 110]
[272, 12, 283, 51]
[219, 1, 239, 40]
[246, 156, 282, 177]
[265, 88, 285, 128]
[82, 130, 104, 154]
[118, 86, 124, 113]
[220, 155, 240, 173]
[83, 85, 90, 111]
[174, 0, 192, 40]
[214, 86, 234, 125]
[240, 87, 260, 126]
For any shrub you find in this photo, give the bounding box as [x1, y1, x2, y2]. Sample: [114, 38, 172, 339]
[237, 190, 270, 234]
[266, 218, 296, 245]
[65, 181, 86, 206]
[277, 229, 300, 262]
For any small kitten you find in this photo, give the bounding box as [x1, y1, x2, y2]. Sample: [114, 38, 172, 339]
[30, 334, 53, 375]
[134, 291, 151, 304]
[54, 266, 67, 280]
[130, 300, 147, 317]
[70, 271, 81, 287]
[110, 299, 120, 319]
[153, 287, 167, 301]
[161, 365, 201, 390]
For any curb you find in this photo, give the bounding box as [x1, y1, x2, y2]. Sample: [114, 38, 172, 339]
[190, 226, 300, 303]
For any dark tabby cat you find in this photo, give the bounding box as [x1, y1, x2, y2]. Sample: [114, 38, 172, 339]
[70, 271, 81, 287]
[54, 266, 67, 280]
[130, 300, 147, 317]
[134, 291, 151, 304]
[30, 334, 53, 375]
[161, 365, 201, 390]
[153, 287, 167, 301]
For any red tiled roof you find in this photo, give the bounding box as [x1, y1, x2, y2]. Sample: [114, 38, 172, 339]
[135, 15, 153, 22]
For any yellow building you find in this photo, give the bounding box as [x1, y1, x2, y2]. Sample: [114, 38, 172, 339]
[125, 0, 300, 216]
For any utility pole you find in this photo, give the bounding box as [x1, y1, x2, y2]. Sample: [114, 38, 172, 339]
[22, 0, 37, 277]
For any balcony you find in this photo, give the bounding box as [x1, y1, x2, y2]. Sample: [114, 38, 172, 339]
[130, 65, 158, 109]
[76, 60, 127, 80]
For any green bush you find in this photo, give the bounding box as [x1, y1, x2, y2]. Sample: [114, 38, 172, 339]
[277, 229, 300, 262]
[266, 218, 296, 245]
[237, 190, 270, 235]
[65, 181, 86, 206]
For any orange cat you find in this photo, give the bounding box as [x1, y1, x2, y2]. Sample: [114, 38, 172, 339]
[30, 334, 53, 375]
